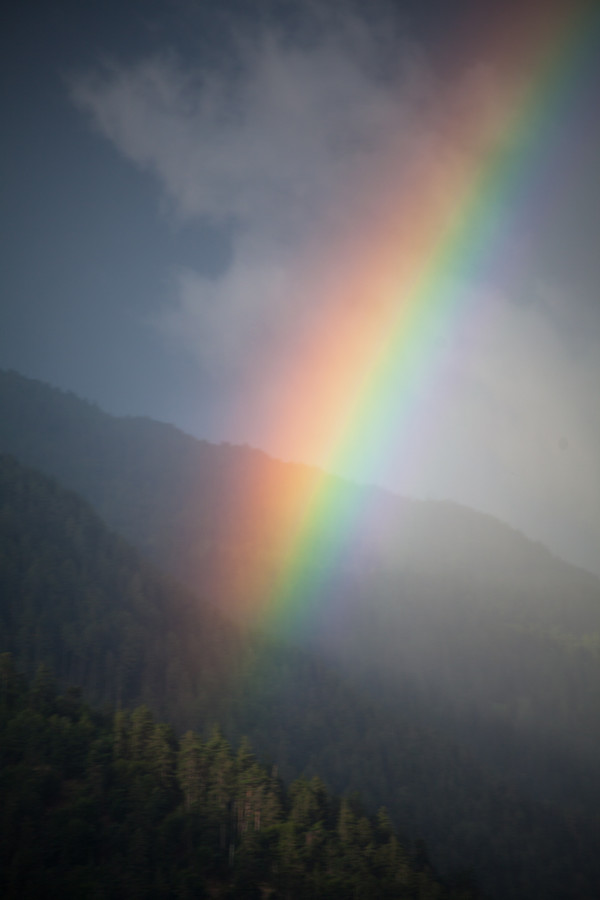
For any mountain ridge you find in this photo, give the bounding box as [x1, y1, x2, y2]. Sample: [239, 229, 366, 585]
[1, 368, 600, 898]
[0, 367, 580, 579]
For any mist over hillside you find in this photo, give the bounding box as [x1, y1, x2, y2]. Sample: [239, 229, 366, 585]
[1, 368, 600, 898]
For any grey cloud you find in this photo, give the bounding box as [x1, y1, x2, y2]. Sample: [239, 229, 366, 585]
[71, 8, 434, 380]
[70, 4, 600, 573]
[71, 19, 426, 227]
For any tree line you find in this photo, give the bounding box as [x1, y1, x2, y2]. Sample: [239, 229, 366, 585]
[0, 655, 477, 900]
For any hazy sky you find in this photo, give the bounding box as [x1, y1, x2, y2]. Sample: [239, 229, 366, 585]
[2, 0, 599, 574]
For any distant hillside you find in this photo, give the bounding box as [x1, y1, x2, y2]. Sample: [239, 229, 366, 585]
[1, 370, 600, 898]
[0, 451, 241, 725]
[1, 369, 599, 774]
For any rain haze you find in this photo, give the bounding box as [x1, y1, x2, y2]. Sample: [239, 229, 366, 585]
[2, 0, 599, 574]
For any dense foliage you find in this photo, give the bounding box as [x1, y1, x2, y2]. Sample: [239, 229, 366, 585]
[0, 656, 476, 900]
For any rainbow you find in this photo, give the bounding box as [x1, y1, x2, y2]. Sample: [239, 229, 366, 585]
[235, 1, 599, 638]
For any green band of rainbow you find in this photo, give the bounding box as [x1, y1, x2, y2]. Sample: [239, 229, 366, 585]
[240, 1, 599, 638]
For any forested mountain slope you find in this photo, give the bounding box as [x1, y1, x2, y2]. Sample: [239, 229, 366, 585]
[1, 369, 600, 898]
[2, 453, 599, 898]
[1, 369, 599, 790]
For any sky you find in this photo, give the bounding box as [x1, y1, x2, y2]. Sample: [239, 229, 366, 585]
[1, 0, 599, 574]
